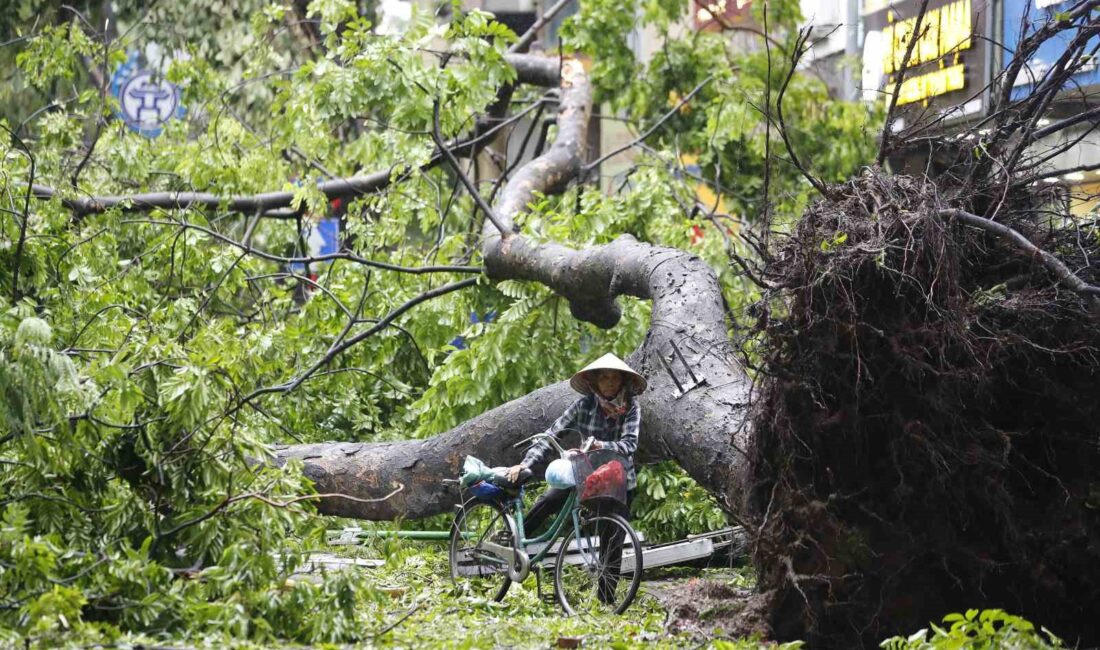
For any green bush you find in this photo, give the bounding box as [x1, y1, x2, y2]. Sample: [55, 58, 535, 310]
[881, 610, 1063, 650]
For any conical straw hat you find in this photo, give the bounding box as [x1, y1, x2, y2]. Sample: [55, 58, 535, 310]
[569, 353, 648, 395]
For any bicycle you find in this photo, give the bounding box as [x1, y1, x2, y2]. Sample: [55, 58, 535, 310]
[446, 432, 643, 615]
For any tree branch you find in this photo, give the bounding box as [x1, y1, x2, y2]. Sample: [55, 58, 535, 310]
[27, 55, 563, 219]
[583, 75, 714, 173]
[877, 0, 931, 166]
[939, 209, 1100, 308]
[122, 218, 481, 275]
[431, 100, 512, 236]
[776, 28, 836, 201]
[243, 277, 478, 403]
[508, 0, 574, 54]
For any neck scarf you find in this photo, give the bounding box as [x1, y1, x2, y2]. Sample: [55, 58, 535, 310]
[595, 387, 629, 418]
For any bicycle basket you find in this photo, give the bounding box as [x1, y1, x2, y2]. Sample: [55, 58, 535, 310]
[572, 449, 628, 505]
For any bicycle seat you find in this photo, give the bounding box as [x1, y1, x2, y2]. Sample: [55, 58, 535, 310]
[492, 467, 534, 490]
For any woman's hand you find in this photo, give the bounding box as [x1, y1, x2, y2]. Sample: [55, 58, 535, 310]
[505, 464, 528, 483]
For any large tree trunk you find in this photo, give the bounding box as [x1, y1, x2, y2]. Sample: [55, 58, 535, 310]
[274, 55, 752, 520]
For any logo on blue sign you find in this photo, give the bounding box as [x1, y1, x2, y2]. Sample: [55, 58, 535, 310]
[110, 51, 185, 137]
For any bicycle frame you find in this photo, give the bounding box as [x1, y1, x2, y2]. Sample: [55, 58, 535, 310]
[498, 484, 582, 581]
[455, 431, 606, 583]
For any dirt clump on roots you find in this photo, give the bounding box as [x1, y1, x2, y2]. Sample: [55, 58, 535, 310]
[746, 170, 1100, 647]
[645, 572, 772, 641]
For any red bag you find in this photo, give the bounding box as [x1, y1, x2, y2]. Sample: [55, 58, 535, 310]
[580, 460, 625, 501]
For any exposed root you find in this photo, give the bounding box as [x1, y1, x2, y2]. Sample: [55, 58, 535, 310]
[747, 169, 1100, 646]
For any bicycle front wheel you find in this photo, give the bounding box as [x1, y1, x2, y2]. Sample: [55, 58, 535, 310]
[554, 511, 642, 615]
[449, 498, 516, 602]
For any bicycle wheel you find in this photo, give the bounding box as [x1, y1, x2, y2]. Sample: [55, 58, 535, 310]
[554, 511, 642, 615]
[449, 498, 517, 601]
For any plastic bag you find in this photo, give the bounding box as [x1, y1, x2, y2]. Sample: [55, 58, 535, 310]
[460, 455, 495, 487]
[469, 480, 505, 502]
[579, 459, 626, 503]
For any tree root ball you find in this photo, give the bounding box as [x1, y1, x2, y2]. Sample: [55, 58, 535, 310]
[746, 171, 1100, 647]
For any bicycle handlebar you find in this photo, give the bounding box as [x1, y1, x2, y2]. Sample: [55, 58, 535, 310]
[512, 429, 595, 459]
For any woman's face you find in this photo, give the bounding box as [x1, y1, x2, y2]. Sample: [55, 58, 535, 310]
[593, 370, 624, 398]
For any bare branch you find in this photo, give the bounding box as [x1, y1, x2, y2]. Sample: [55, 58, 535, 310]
[121, 218, 482, 275]
[2, 123, 36, 303]
[776, 28, 836, 201]
[431, 99, 512, 236]
[236, 483, 405, 508]
[243, 277, 478, 403]
[508, 0, 575, 54]
[583, 75, 714, 173]
[877, 0, 931, 166]
[939, 209, 1100, 308]
[1031, 105, 1100, 141]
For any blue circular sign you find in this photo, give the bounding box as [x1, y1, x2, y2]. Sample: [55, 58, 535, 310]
[110, 51, 185, 137]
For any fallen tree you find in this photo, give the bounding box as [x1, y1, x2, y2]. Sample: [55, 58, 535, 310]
[274, 56, 754, 520]
[10, 1, 1100, 646]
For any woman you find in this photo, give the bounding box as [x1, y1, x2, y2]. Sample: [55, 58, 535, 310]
[506, 353, 646, 602]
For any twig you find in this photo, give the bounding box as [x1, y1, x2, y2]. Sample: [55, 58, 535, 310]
[3, 124, 36, 302]
[70, 12, 112, 189]
[155, 484, 404, 544]
[120, 217, 482, 275]
[877, 0, 931, 166]
[775, 28, 835, 200]
[1030, 105, 1100, 141]
[761, 0, 773, 229]
[241, 483, 405, 507]
[689, 0, 785, 50]
[431, 100, 512, 235]
[508, 0, 574, 54]
[242, 277, 478, 403]
[1013, 160, 1100, 187]
[583, 75, 714, 172]
[374, 600, 425, 637]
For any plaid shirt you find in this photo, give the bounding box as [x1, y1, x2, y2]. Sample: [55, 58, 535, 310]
[522, 393, 641, 489]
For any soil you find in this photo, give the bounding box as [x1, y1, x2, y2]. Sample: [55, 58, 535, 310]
[644, 570, 772, 641]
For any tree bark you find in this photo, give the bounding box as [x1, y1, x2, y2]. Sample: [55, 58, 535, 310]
[274, 55, 753, 520]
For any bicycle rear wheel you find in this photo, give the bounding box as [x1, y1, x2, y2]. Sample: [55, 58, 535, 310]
[554, 511, 642, 615]
[448, 498, 516, 601]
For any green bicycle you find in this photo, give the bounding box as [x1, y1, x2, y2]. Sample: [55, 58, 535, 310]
[447, 432, 643, 615]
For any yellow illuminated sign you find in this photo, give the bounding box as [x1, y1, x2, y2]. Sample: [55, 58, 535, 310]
[883, 0, 971, 74]
[875, 0, 973, 104]
[888, 63, 966, 105]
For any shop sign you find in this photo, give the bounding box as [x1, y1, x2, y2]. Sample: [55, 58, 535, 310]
[1002, 0, 1100, 101]
[862, 0, 990, 120]
[881, 0, 972, 104]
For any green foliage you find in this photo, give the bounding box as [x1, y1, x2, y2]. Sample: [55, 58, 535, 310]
[634, 463, 728, 543]
[881, 610, 1064, 650]
[559, 0, 880, 226]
